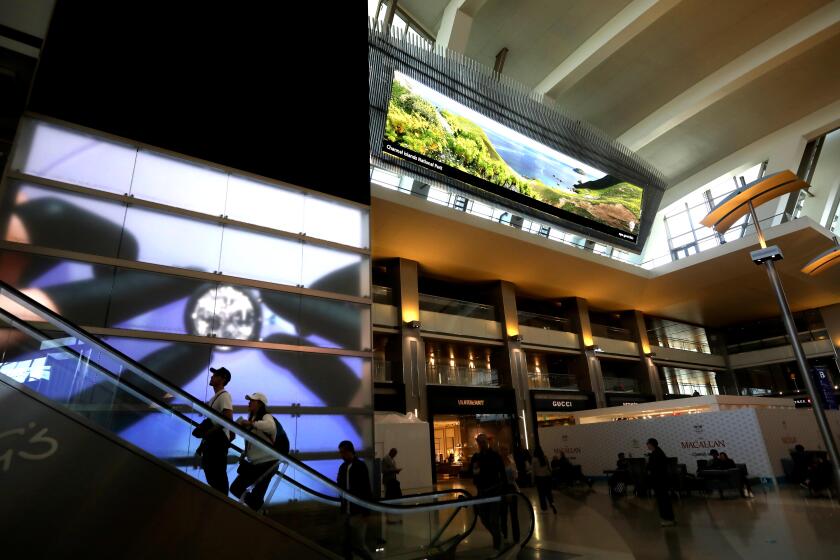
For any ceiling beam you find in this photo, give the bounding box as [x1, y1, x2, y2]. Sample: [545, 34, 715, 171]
[619, 1, 840, 151]
[436, 0, 488, 53]
[534, 0, 681, 98]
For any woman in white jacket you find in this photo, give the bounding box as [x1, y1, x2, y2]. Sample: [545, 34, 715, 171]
[230, 392, 278, 511]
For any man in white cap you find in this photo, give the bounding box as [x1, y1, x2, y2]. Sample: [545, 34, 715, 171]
[199, 366, 233, 494]
[230, 391, 278, 511]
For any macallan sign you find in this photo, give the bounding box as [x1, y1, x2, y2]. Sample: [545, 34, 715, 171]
[457, 399, 484, 406]
[680, 439, 726, 449]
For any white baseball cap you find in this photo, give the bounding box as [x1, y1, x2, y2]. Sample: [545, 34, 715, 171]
[245, 392, 269, 406]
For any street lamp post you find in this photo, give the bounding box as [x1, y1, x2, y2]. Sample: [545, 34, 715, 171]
[703, 170, 840, 493]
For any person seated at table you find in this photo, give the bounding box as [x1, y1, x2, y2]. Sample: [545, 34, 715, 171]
[616, 452, 629, 471]
[791, 444, 809, 484]
[801, 456, 833, 495]
[554, 452, 593, 488]
[702, 449, 723, 470]
[719, 452, 754, 498]
[609, 453, 630, 497]
[717, 452, 736, 469]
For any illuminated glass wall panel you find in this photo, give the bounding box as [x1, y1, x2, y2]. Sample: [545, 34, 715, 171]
[0, 117, 373, 489]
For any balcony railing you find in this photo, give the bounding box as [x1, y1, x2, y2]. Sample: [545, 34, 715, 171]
[517, 311, 571, 332]
[651, 337, 712, 354]
[603, 376, 640, 393]
[528, 372, 578, 390]
[419, 293, 496, 321]
[725, 328, 830, 353]
[374, 360, 392, 382]
[591, 324, 634, 342]
[426, 365, 499, 387]
[372, 285, 395, 305]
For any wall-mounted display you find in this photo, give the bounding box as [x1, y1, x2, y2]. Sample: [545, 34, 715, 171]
[383, 71, 645, 242]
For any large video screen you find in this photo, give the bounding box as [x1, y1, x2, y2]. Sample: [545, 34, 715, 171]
[383, 71, 644, 242]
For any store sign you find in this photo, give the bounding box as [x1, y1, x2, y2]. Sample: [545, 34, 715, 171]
[427, 386, 515, 414]
[605, 394, 654, 407]
[793, 396, 812, 408]
[532, 392, 593, 412]
[812, 366, 838, 410]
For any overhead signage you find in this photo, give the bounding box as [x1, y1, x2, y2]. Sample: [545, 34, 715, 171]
[383, 70, 646, 243]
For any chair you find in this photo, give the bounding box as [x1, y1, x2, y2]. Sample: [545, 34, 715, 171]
[700, 468, 741, 498]
[667, 462, 689, 499]
[627, 458, 649, 497]
[781, 458, 796, 483]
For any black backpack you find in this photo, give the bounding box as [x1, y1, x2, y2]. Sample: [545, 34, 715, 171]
[272, 416, 290, 456]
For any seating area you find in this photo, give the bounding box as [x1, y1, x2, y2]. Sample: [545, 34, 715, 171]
[605, 455, 760, 500]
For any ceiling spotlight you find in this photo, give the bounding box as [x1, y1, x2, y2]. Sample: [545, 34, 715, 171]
[406, 320, 421, 329]
[510, 334, 523, 342]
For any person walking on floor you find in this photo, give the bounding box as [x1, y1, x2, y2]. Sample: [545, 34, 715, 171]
[382, 448, 402, 499]
[337, 440, 374, 560]
[646, 438, 676, 527]
[499, 445, 521, 545]
[382, 447, 403, 525]
[198, 366, 233, 495]
[470, 433, 505, 551]
[230, 392, 279, 511]
[533, 446, 557, 513]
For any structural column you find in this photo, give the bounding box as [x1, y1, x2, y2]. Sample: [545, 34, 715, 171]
[567, 297, 606, 408]
[493, 281, 535, 451]
[394, 258, 428, 420]
[627, 310, 664, 400]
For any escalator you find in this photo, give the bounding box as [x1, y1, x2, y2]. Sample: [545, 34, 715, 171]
[0, 280, 535, 558]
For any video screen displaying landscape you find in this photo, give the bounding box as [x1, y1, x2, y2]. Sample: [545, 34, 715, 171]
[382, 71, 644, 239]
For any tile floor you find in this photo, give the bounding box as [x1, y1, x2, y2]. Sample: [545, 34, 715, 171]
[500, 482, 840, 559]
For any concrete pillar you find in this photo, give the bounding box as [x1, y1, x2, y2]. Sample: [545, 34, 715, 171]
[394, 258, 428, 419]
[492, 281, 535, 451]
[436, 0, 487, 53]
[627, 310, 664, 400]
[566, 297, 606, 408]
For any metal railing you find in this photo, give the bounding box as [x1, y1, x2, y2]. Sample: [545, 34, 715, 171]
[0, 280, 533, 532]
[373, 285, 395, 305]
[372, 163, 805, 271]
[527, 372, 578, 390]
[419, 293, 496, 321]
[517, 311, 571, 332]
[374, 360, 392, 382]
[651, 337, 712, 354]
[726, 328, 830, 353]
[642, 210, 793, 269]
[603, 376, 640, 393]
[590, 323, 634, 342]
[370, 165, 638, 263]
[426, 365, 499, 387]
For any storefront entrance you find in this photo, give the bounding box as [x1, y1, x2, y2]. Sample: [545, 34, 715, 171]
[426, 386, 518, 482]
[433, 413, 515, 479]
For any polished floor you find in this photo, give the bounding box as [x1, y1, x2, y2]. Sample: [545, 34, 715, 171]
[450, 481, 840, 559]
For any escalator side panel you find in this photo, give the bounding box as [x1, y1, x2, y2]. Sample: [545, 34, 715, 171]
[0, 379, 335, 559]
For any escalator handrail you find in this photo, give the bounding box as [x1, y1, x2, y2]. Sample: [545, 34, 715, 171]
[0, 281, 523, 515]
[1, 297, 477, 512]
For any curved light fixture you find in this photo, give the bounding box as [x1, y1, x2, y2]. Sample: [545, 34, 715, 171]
[700, 170, 808, 234]
[801, 238, 840, 276]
